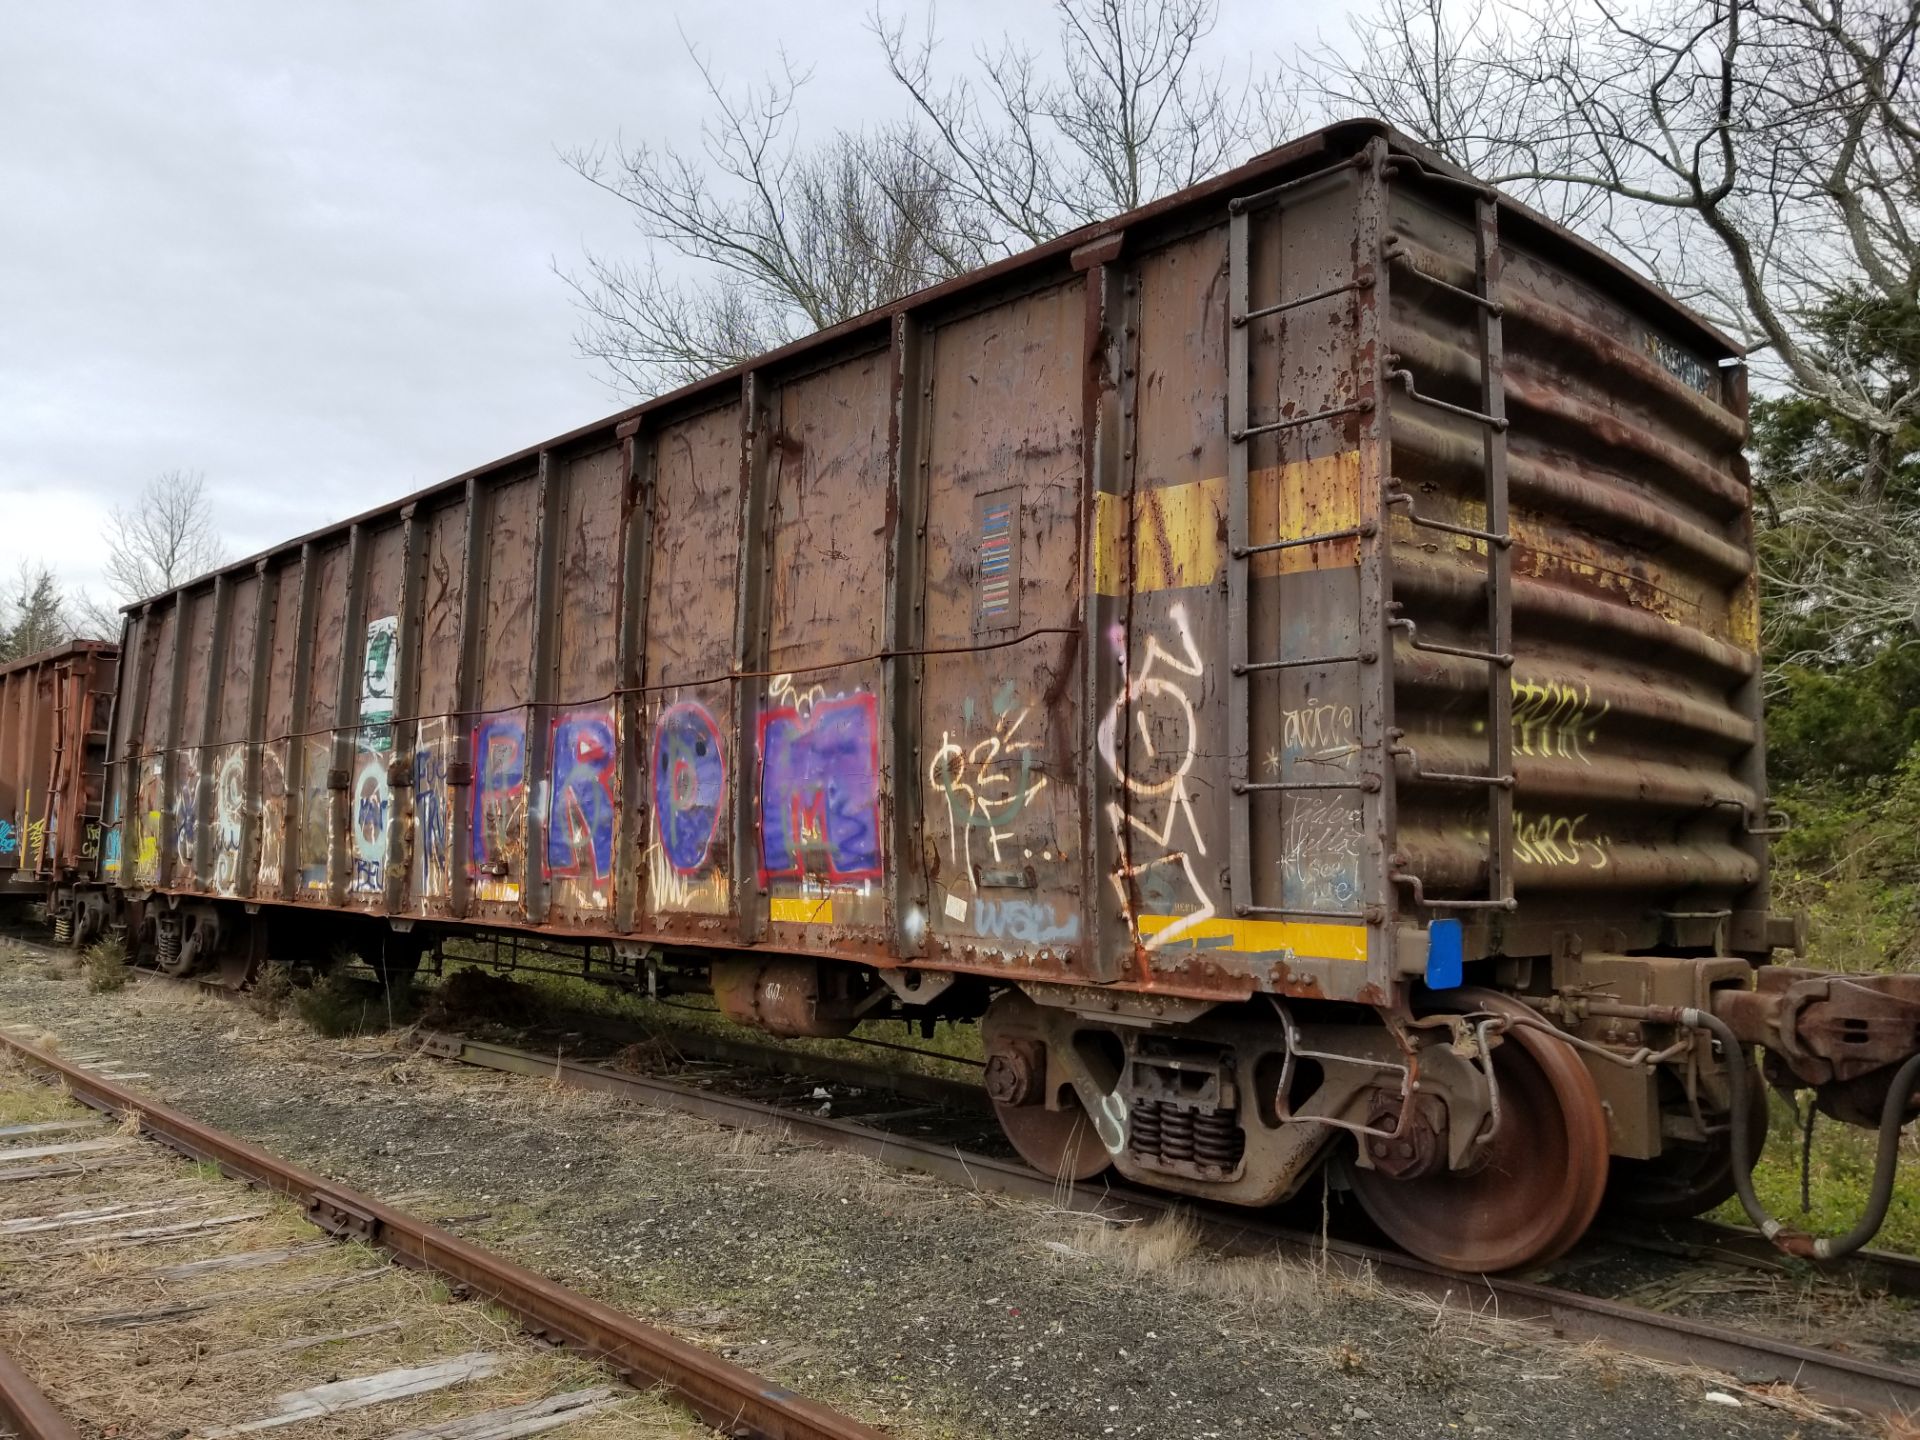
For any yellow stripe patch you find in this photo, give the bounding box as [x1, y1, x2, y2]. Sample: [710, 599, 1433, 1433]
[771, 896, 835, 925]
[1093, 451, 1362, 596]
[1135, 913, 1367, 963]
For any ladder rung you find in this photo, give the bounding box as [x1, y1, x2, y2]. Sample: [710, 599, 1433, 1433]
[1387, 616, 1511, 668]
[1235, 276, 1372, 327]
[1234, 650, 1377, 675]
[1382, 241, 1504, 313]
[1390, 743, 1515, 790]
[1233, 398, 1372, 442]
[1235, 522, 1375, 558]
[1386, 369, 1508, 430]
[1235, 777, 1381, 794]
[1385, 488, 1510, 548]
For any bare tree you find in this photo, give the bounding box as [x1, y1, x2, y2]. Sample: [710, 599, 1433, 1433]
[565, 0, 1295, 396]
[876, 0, 1294, 246]
[560, 48, 993, 392]
[0, 563, 72, 663]
[1312, 0, 1920, 658]
[75, 470, 227, 636]
[1314, 0, 1919, 477]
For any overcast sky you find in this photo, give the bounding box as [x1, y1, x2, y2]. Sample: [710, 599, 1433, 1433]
[2, 1, 1346, 610]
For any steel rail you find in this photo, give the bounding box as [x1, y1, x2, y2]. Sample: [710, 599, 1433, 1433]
[416, 1031, 1920, 1421]
[0, 1030, 886, 1440]
[0, 1345, 82, 1440]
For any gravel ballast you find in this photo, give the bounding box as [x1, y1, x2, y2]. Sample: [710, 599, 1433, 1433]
[0, 946, 1864, 1439]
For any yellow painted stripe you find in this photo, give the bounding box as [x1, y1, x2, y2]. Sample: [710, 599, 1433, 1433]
[1135, 913, 1367, 963]
[771, 895, 835, 925]
[1093, 452, 1363, 596]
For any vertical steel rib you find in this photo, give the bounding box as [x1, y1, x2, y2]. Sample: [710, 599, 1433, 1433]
[1475, 195, 1513, 907]
[1226, 207, 1253, 918]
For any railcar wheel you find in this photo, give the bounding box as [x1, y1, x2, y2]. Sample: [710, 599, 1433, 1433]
[1349, 991, 1610, 1273]
[982, 993, 1111, 1183]
[1605, 1069, 1770, 1221]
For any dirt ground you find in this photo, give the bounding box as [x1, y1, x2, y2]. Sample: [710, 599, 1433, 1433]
[0, 943, 1879, 1440]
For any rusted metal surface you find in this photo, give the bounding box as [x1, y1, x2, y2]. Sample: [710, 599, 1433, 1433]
[0, 641, 117, 894]
[0, 1030, 888, 1440]
[99, 119, 1763, 1002]
[0, 1345, 81, 1440]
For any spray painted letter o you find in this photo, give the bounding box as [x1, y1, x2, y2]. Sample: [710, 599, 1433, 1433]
[653, 702, 725, 875]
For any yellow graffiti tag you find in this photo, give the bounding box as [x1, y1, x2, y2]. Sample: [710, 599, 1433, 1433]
[1510, 678, 1609, 763]
[1513, 811, 1610, 869]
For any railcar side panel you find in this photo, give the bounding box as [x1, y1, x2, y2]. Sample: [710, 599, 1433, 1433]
[0, 643, 119, 896]
[96, 121, 1766, 997]
[643, 402, 743, 935]
[759, 349, 893, 948]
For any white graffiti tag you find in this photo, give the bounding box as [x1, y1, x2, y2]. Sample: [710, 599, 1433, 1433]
[928, 704, 1049, 891]
[1098, 602, 1216, 950]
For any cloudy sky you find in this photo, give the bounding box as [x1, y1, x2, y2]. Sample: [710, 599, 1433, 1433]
[3, 1, 1345, 611]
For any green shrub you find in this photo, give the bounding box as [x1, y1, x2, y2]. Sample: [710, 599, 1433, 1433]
[83, 938, 129, 993]
[293, 972, 382, 1038]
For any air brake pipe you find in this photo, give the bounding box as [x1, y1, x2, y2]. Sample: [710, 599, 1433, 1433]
[1680, 1009, 1920, 1261]
[1572, 997, 1920, 1260]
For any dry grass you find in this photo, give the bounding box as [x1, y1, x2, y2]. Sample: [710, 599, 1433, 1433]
[0, 1062, 713, 1438]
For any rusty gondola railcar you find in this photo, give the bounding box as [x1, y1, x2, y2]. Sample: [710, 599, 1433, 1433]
[0, 640, 118, 936]
[94, 120, 1920, 1271]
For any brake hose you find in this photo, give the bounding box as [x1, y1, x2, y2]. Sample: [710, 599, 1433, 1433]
[1681, 1006, 1920, 1260]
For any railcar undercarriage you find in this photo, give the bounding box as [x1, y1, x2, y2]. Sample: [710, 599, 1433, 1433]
[45, 881, 1920, 1276]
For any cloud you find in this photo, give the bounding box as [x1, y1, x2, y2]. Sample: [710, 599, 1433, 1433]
[1, 0, 1336, 601]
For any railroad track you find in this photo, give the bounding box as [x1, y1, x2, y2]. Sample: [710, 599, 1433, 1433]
[404, 1028, 1920, 1423]
[16, 944, 1920, 1424]
[0, 1026, 884, 1440]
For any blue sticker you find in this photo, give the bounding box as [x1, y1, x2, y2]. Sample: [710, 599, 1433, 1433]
[1426, 918, 1464, 991]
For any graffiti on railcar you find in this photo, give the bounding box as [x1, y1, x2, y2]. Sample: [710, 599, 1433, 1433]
[1512, 810, 1611, 869]
[757, 687, 880, 886]
[358, 615, 398, 753]
[349, 750, 390, 896]
[211, 744, 247, 896]
[470, 711, 525, 904]
[298, 736, 331, 891]
[134, 759, 163, 886]
[101, 824, 120, 876]
[927, 683, 1053, 897]
[648, 698, 730, 913]
[26, 810, 46, 870]
[973, 897, 1080, 945]
[0, 818, 15, 860]
[546, 706, 616, 884]
[1277, 701, 1364, 911]
[257, 745, 286, 894]
[1279, 792, 1363, 909]
[171, 760, 198, 879]
[1099, 602, 1216, 950]
[412, 717, 453, 901]
[1510, 677, 1607, 763]
[80, 820, 101, 864]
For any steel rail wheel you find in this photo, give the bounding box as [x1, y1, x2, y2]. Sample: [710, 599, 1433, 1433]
[1349, 991, 1610, 1272]
[982, 994, 1112, 1183]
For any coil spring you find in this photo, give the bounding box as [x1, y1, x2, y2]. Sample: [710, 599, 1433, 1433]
[1160, 1106, 1196, 1162]
[52, 914, 71, 945]
[1129, 1099, 1163, 1158]
[1194, 1109, 1244, 1166]
[156, 923, 180, 971]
